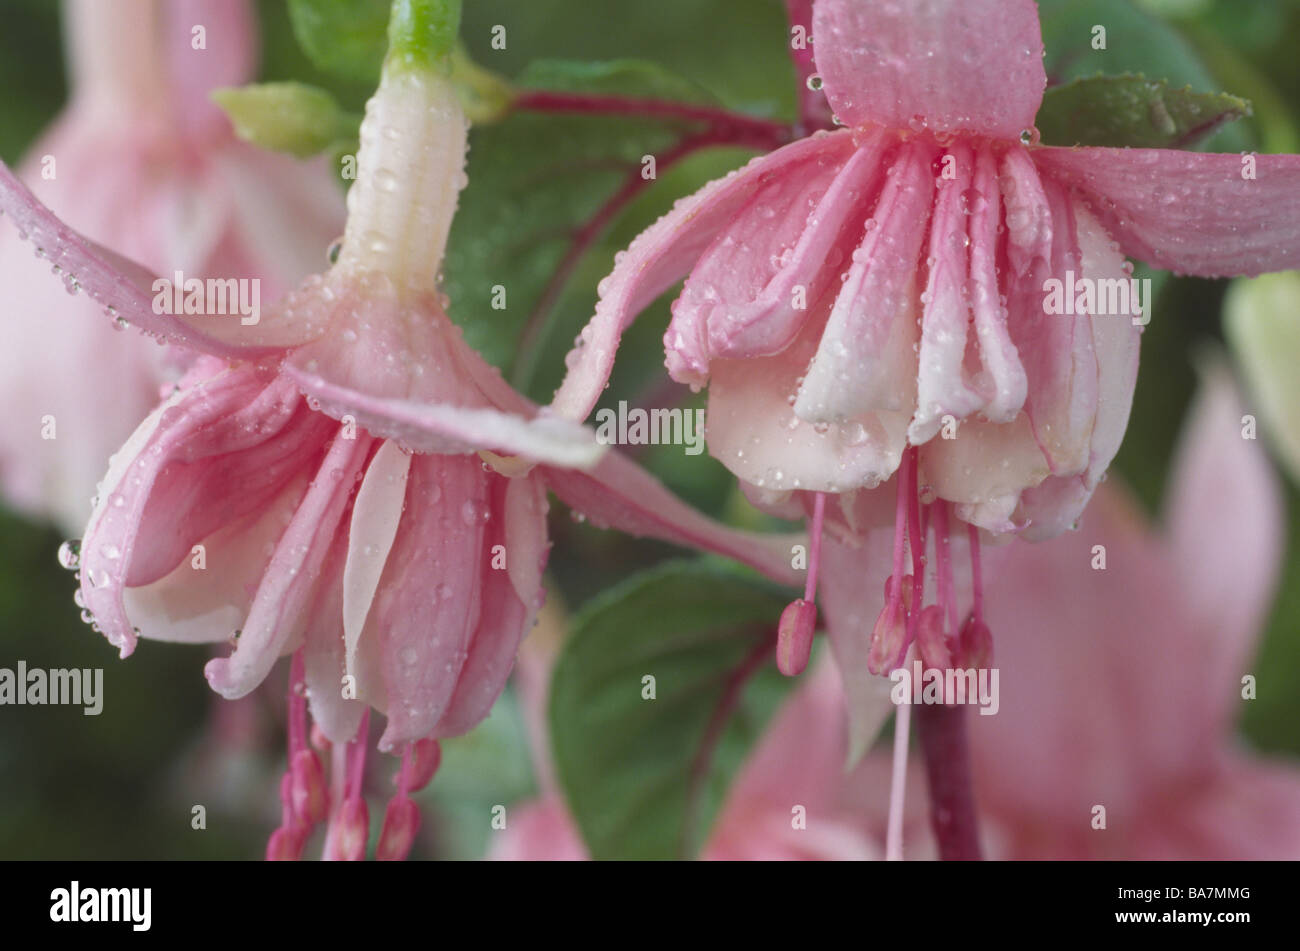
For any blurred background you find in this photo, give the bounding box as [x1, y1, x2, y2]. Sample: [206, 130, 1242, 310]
[0, 0, 1298, 859]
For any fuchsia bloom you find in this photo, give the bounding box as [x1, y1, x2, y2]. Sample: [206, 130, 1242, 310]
[968, 364, 1300, 859]
[0, 0, 344, 533]
[0, 44, 797, 859]
[550, 0, 1300, 717]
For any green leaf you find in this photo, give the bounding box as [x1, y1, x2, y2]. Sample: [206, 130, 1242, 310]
[1036, 74, 1250, 148]
[212, 82, 360, 158]
[1036, 0, 1251, 151]
[549, 561, 793, 860]
[287, 0, 390, 84]
[441, 58, 723, 392]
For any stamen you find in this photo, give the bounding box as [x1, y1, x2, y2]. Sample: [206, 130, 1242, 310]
[776, 491, 826, 677]
[324, 710, 371, 861]
[377, 744, 423, 861]
[900, 447, 926, 670]
[885, 654, 912, 861]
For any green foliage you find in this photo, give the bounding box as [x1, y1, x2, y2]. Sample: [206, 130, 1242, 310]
[1037, 75, 1250, 147]
[549, 562, 792, 859]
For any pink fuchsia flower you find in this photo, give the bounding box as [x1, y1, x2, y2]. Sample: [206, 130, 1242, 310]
[491, 624, 928, 861]
[0, 16, 799, 860]
[548, 0, 1300, 784]
[552, 0, 1300, 543]
[0, 0, 345, 534]
[967, 362, 1300, 859]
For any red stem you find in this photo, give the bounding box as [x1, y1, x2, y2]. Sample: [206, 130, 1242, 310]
[916, 702, 983, 860]
[513, 90, 792, 149]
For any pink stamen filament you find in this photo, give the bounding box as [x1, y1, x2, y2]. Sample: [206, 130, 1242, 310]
[967, 521, 984, 625]
[885, 655, 912, 862]
[804, 491, 827, 603]
[934, 502, 955, 633]
[347, 710, 371, 802]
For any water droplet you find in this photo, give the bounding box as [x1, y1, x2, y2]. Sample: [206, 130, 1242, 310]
[57, 539, 81, 570]
[806, 74, 824, 91]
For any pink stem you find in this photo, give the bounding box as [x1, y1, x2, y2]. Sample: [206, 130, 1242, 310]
[916, 702, 983, 860]
[347, 710, 370, 801]
[803, 491, 826, 602]
[967, 521, 984, 624]
[934, 502, 954, 632]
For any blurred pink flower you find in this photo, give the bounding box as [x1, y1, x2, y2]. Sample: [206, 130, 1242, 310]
[969, 362, 1300, 859]
[0, 0, 345, 533]
[0, 46, 799, 859]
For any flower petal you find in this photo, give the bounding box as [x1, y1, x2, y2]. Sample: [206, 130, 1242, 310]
[708, 314, 909, 493]
[1163, 356, 1283, 728]
[1033, 146, 1300, 277]
[812, 0, 1046, 139]
[283, 363, 604, 467]
[432, 473, 550, 739]
[540, 451, 804, 587]
[204, 429, 373, 698]
[0, 160, 274, 359]
[551, 132, 855, 421]
[302, 542, 366, 744]
[796, 143, 933, 422]
[666, 131, 878, 383]
[910, 142, 984, 443]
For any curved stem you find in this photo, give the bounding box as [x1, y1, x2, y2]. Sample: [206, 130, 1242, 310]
[513, 90, 793, 151]
[916, 702, 983, 860]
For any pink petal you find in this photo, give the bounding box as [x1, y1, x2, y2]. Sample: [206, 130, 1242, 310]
[910, 142, 984, 443]
[1171, 757, 1300, 860]
[342, 440, 412, 690]
[78, 363, 291, 655]
[811, 0, 1046, 139]
[488, 796, 589, 861]
[204, 428, 373, 697]
[363, 454, 488, 748]
[1012, 170, 1098, 475]
[920, 415, 1050, 506]
[283, 364, 603, 467]
[666, 131, 877, 383]
[302, 542, 366, 744]
[432, 473, 550, 739]
[817, 531, 902, 764]
[0, 160, 272, 359]
[707, 314, 910, 493]
[795, 142, 933, 422]
[967, 148, 1027, 422]
[1034, 146, 1300, 277]
[1162, 358, 1283, 731]
[121, 478, 309, 644]
[540, 451, 804, 587]
[551, 132, 855, 421]
[164, 0, 256, 141]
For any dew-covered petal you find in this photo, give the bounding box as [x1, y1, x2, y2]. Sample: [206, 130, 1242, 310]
[910, 142, 984, 443]
[362, 454, 487, 748]
[204, 428, 373, 698]
[708, 313, 909, 494]
[550, 131, 857, 421]
[666, 132, 882, 382]
[431, 473, 550, 739]
[796, 143, 933, 422]
[812, 0, 1046, 139]
[1033, 146, 1300, 277]
[0, 160, 276, 359]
